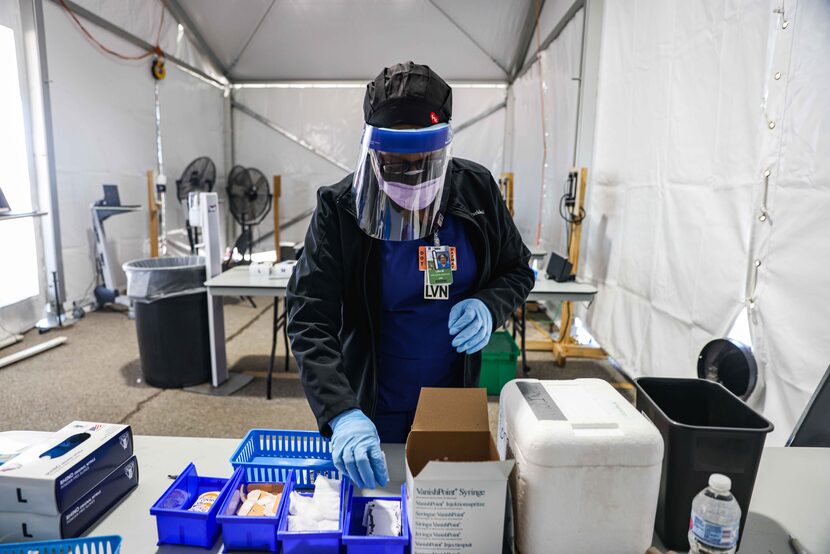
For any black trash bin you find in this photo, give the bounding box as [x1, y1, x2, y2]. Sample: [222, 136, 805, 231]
[635, 377, 773, 551]
[123, 256, 211, 388]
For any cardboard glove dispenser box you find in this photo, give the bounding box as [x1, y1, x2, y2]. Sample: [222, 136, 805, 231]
[0, 422, 134, 515]
[498, 379, 664, 554]
[0, 455, 139, 542]
[405, 388, 513, 554]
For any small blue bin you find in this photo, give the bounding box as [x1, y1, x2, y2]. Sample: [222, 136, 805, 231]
[149, 463, 233, 548]
[277, 472, 350, 554]
[0, 536, 122, 554]
[230, 429, 340, 485]
[342, 485, 410, 554]
[215, 466, 290, 552]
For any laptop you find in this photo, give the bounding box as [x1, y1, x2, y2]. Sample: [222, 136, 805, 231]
[101, 184, 121, 207]
[787, 363, 830, 447]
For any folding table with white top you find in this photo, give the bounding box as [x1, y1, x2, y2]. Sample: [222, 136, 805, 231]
[205, 266, 598, 398]
[87, 435, 830, 553]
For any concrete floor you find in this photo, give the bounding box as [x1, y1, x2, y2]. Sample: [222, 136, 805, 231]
[0, 298, 632, 439]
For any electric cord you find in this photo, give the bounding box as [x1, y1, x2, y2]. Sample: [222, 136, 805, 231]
[58, 0, 165, 60]
[559, 176, 585, 253]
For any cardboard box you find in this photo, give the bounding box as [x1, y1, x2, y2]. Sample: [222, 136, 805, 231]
[405, 388, 514, 554]
[0, 422, 133, 515]
[0, 455, 138, 542]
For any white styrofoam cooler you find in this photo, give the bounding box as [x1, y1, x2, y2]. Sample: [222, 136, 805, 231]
[498, 379, 664, 554]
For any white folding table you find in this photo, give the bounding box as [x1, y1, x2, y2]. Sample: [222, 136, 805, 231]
[516, 277, 598, 373]
[205, 267, 291, 399]
[86, 435, 829, 553]
[205, 267, 598, 396]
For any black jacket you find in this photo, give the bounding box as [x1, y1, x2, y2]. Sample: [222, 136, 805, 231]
[286, 158, 534, 436]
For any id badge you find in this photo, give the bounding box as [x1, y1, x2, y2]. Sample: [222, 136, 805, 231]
[420, 245, 456, 285]
[424, 271, 450, 300]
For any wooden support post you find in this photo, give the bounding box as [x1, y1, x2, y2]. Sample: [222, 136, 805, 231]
[146, 170, 159, 257]
[500, 172, 515, 216]
[552, 167, 606, 366]
[273, 175, 281, 262]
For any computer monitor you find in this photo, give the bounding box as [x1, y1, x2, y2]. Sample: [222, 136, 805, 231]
[545, 252, 573, 282]
[787, 363, 830, 447]
[102, 184, 121, 207]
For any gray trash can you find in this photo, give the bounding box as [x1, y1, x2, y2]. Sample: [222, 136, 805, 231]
[123, 256, 211, 388]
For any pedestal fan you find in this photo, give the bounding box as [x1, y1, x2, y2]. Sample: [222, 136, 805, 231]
[226, 165, 272, 262]
[175, 157, 215, 254]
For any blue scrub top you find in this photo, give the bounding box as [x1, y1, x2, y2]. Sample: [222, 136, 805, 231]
[376, 214, 478, 442]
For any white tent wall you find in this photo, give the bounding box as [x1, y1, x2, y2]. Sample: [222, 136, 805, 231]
[158, 71, 227, 254]
[43, 1, 226, 306]
[509, 9, 584, 254]
[231, 86, 359, 247]
[452, 87, 507, 183]
[0, 0, 47, 337]
[582, 0, 769, 378]
[231, 85, 507, 248]
[749, 0, 830, 444]
[573, 0, 830, 444]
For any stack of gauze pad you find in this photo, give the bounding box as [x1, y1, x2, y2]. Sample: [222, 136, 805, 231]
[363, 499, 401, 536]
[287, 475, 341, 531]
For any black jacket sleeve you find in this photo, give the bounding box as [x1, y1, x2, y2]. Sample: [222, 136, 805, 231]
[286, 188, 360, 437]
[471, 176, 535, 325]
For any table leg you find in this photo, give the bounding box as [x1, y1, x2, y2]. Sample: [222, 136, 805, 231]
[282, 299, 290, 372]
[521, 302, 529, 375]
[267, 298, 278, 400]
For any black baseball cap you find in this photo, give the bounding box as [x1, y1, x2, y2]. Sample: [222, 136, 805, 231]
[363, 61, 452, 128]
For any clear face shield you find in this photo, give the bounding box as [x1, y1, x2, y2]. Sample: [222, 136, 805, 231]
[352, 123, 453, 241]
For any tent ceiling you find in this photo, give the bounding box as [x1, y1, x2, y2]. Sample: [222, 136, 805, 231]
[177, 0, 533, 82]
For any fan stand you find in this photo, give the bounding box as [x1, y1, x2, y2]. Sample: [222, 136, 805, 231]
[228, 225, 258, 309]
[232, 225, 255, 263]
[185, 219, 201, 255]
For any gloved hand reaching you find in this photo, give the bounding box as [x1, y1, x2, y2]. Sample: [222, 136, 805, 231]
[448, 298, 493, 354]
[329, 409, 389, 489]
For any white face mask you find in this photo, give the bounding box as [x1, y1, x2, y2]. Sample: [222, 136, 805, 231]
[377, 176, 443, 210]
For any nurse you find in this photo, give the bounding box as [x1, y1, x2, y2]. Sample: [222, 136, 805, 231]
[287, 61, 534, 489]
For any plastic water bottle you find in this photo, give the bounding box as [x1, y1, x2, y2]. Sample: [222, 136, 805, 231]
[688, 474, 741, 553]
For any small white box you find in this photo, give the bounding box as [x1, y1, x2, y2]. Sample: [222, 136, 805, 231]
[405, 388, 514, 554]
[498, 379, 664, 554]
[248, 262, 273, 276]
[270, 260, 296, 277]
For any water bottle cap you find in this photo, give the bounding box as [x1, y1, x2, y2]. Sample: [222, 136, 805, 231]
[709, 473, 732, 493]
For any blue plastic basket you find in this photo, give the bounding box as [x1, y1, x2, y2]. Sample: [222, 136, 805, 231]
[215, 466, 290, 552]
[277, 472, 350, 554]
[342, 485, 410, 554]
[0, 536, 122, 554]
[149, 463, 234, 548]
[230, 429, 340, 485]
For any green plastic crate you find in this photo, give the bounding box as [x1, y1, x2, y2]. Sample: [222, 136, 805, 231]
[479, 331, 520, 395]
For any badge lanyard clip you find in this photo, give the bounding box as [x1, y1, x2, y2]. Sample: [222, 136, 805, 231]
[433, 212, 444, 247]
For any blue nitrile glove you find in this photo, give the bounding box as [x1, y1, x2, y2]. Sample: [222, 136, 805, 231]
[329, 409, 389, 489]
[448, 298, 493, 354]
